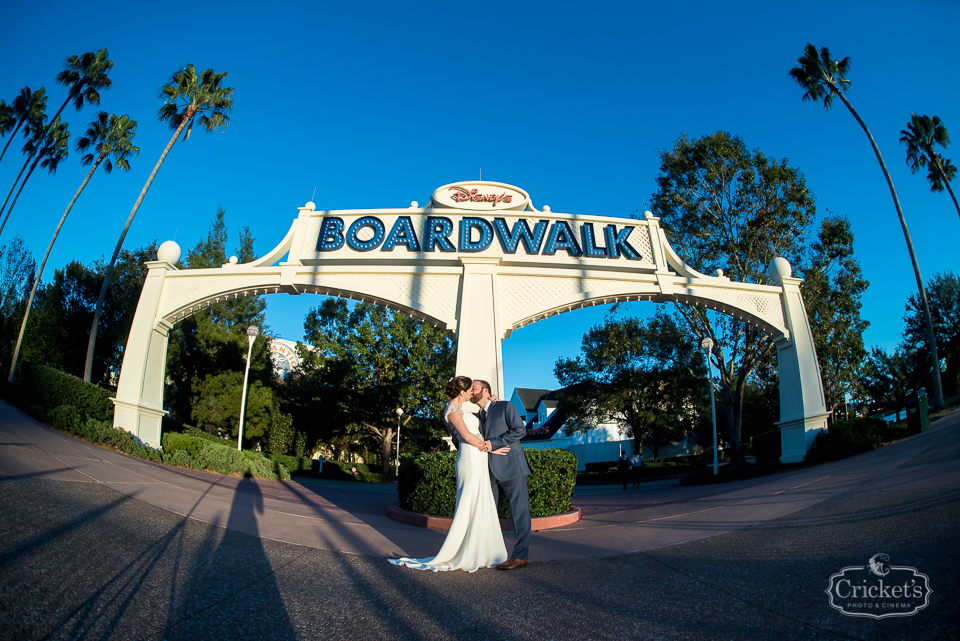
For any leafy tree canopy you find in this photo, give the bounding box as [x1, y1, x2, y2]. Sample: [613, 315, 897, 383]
[303, 299, 455, 472]
[555, 311, 706, 461]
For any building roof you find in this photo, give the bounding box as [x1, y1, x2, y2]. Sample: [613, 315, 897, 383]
[514, 388, 553, 412]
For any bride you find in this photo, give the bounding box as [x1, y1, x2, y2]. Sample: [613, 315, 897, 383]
[390, 375, 510, 572]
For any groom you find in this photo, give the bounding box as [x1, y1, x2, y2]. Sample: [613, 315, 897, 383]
[471, 379, 533, 570]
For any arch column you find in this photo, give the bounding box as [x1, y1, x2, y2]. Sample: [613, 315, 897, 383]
[112, 260, 173, 448]
[454, 257, 505, 397]
[774, 274, 828, 463]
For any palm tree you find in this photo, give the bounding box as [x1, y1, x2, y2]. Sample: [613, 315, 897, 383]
[0, 117, 70, 238]
[900, 113, 959, 221]
[789, 43, 945, 409]
[0, 91, 49, 235]
[0, 87, 48, 166]
[0, 49, 112, 218]
[8, 112, 138, 382]
[83, 65, 234, 382]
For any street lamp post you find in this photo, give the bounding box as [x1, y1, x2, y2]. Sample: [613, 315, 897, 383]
[237, 325, 259, 451]
[701, 337, 719, 475]
[395, 407, 404, 476]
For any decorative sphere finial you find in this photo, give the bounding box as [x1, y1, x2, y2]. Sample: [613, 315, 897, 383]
[157, 240, 181, 264]
[228, 256, 239, 265]
[542, 205, 551, 212]
[644, 211, 654, 219]
[410, 201, 419, 208]
[767, 257, 792, 284]
[304, 201, 316, 211]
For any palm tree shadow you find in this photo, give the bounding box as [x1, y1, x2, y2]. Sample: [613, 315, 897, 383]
[163, 473, 297, 640]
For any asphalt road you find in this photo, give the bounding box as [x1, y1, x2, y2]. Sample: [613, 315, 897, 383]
[1, 400, 958, 640]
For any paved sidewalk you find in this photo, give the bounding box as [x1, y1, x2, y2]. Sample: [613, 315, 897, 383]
[1, 399, 958, 640]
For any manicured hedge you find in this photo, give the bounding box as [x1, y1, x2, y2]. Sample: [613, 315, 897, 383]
[398, 448, 577, 518]
[18, 363, 114, 423]
[263, 453, 317, 475]
[805, 417, 884, 464]
[752, 429, 781, 465]
[320, 460, 385, 481]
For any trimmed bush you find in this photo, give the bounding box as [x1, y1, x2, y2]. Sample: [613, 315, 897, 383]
[19, 363, 114, 423]
[398, 448, 577, 519]
[263, 453, 317, 475]
[753, 429, 781, 465]
[320, 461, 380, 481]
[162, 432, 212, 458]
[189, 443, 291, 480]
[805, 417, 883, 464]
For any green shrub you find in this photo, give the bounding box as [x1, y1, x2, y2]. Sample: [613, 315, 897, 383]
[18, 363, 114, 423]
[805, 417, 882, 464]
[49, 405, 81, 434]
[320, 461, 379, 481]
[164, 450, 195, 468]
[189, 443, 291, 480]
[162, 432, 212, 458]
[263, 453, 316, 475]
[181, 425, 234, 445]
[753, 429, 781, 465]
[398, 449, 577, 519]
[398, 452, 458, 516]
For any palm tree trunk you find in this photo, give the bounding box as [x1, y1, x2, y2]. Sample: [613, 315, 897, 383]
[834, 91, 945, 409]
[0, 154, 32, 237]
[0, 155, 42, 238]
[83, 119, 188, 382]
[0, 120, 24, 166]
[8, 156, 103, 382]
[931, 155, 960, 222]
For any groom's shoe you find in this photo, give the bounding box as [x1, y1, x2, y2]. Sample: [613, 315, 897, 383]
[495, 558, 528, 570]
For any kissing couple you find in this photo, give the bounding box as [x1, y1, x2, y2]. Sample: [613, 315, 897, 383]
[389, 375, 532, 572]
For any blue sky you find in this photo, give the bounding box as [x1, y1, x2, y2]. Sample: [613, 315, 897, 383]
[1, 0, 957, 396]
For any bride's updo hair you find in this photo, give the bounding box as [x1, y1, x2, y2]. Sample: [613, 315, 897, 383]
[444, 375, 472, 399]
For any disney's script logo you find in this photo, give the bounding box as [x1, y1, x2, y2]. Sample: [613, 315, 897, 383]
[448, 186, 514, 207]
[825, 553, 932, 619]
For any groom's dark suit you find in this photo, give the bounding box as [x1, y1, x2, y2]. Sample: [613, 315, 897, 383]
[479, 400, 533, 561]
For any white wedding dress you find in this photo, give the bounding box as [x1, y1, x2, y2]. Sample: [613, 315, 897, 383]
[389, 402, 508, 572]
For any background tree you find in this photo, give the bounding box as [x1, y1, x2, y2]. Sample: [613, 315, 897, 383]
[0, 238, 36, 363]
[648, 131, 817, 463]
[554, 312, 706, 462]
[8, 112, 138, 382]
[902, 271, 959, 397]
[0, 86, 47, 167]
[900, 113, 958, 221]
[799, 215, 870, 419]
[163, 207, 278, 447]
[789, 42, 944, 409]
[860, 346, 920, 419]
[84, 65, 233, 382]
[304, 300, 455, 473]
[0, 243, 154, 383]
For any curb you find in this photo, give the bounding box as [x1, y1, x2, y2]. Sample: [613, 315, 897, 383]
[386, 505, 581, 532]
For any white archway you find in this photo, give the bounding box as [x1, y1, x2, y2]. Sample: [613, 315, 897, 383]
[112, 181, 827, 463]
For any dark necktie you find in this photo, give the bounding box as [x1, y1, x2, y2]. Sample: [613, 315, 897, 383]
[479, 407, 487, 424]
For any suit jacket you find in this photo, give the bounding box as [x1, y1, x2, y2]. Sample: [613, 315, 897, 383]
[479, 400, 533, 482]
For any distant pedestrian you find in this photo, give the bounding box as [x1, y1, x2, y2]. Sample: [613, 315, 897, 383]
[630, 452, 644, 488]
[618, 452, 630, 490]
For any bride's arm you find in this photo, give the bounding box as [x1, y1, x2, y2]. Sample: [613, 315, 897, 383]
[447, 411, 487, 450]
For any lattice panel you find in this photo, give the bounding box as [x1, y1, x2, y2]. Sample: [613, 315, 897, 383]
[497, 276, 654, 323]
[680, 285, 787, 334]
[159, 273, 281, 319]
[303, 273, 462, 322]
